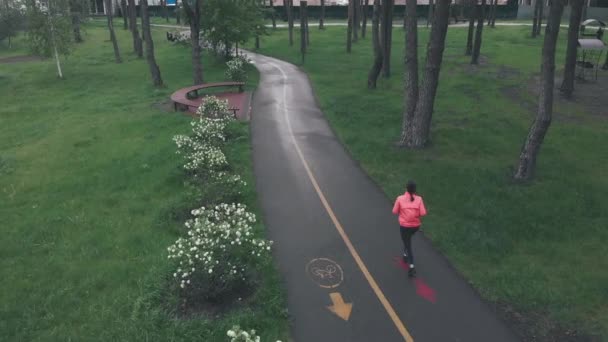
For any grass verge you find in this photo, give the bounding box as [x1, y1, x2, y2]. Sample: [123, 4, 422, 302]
[0, 25, 288, 341]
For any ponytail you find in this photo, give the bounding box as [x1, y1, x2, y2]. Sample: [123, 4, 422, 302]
[406, 180, 416, 202]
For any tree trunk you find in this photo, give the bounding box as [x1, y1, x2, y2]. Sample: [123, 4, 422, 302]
[176, 5, 181, 25]
[105, 0, 122, 63]
[354, 0, 360, 42]
[536, 0, 544, 35]
[320, 0, 325, 29]
[399, 0, 419, 145]
[427, 0, 434, 27]
[120, 0, 128, 29]
[408, 0, 451, 148]
[465, 0, 475, 55]
[362, 0, 369, 37]
[559, 0, 584, 98]
[491, 0, 497, 26]
[488, 0, 497, 27]
[183, 0, 203, 84]
[347, 0, 354, 52]
[271, 0, 276, 29]
[140, 0, 163, 87]
[382, 0, 394, 78]
[367, 0, 383, 88]
[514, 0, 566, 180]
[532, 0, 539, 37]
[127, 0, 143, 57]
[603, 52, 608, 70]
[72, 11, 83, 43]
[301, 1, 307, 63]
[162, 0, 169, 23]
[287, 0, 294, 46]
[471, 0, 485, 64]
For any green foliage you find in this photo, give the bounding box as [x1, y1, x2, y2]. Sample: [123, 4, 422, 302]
[0, 0, 25, 45]
[225, 55, 250, 83]
[25, 0, 73, 57]
[201, 0, 268, 56]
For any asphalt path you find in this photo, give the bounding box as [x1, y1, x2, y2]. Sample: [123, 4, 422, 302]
[248, 52, 521, 342]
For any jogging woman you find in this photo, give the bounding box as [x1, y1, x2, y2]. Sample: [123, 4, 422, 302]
[392, 180, 427, 277]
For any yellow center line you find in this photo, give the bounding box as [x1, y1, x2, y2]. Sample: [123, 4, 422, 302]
[268, 60, 414, 342]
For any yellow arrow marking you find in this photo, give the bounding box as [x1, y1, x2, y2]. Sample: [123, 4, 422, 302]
[327, 292, 353, 321]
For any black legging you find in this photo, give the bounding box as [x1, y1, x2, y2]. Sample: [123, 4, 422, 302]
[400, 226, 419, 265]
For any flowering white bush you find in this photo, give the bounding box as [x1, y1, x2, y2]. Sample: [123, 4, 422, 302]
[167, 204, 273, 301]
[225, 56, 250, 83]
[196, 95, 233, 119]
[226, 326, 282, 342]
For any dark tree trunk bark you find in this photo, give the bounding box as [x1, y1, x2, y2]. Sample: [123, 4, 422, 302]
[354, 0, 360, 42]
[362, 0, 369, 37]
[471, 0, 485, 64]
[408, 0, 451, 148]
[140, 0, 163, 87]
[72, 11, 83, 43]
[465, 0, 475, 55]
[532, 0, 540, 37]
[382, 0, 394, 78]
[399, 0, 419, 145]
[287, 0, 294, 46]
[301, 1, 307, 63]
[183, 0, 203, 84]
[492, 0, 498, 26]
[427, 0, 434, 27]
[559, 0, 584, 98]
[514, 0, 566, 180]
[367, 0, 383, 88]
[120, 0, 128, 29]
[488, 0, 497, 27]
[603, 52, 608, 70]
[347, 0, 354, 52]
[320, 0, 325, 29]
[127, 0, 143, 57]
[537, 0, 544, 35]
[162, 0, 169, 23]
[271, 0, 276, 29]
[105, 0, 122, 63]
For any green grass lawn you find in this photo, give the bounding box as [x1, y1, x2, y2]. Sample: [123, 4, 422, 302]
[0, 25, 288, 341]
[248, 26, 608, 339]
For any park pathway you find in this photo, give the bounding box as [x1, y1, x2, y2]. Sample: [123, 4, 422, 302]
[248, 52, 521, 342]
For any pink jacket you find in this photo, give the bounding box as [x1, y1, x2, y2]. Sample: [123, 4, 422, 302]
[392, 192, 427, 228]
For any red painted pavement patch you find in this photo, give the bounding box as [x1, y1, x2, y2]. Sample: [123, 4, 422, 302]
[392, 256, 437, 304]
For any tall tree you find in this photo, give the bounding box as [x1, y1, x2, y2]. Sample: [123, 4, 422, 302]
[471, 0, 485, 64]
[176, 1, 181, 25]
[301, 0, 307, 63]
[120, 0, 128, 29]
[26, 0, 73, 78]
[104, 0, 121, 63]
[465, 0, 475, 55]
[487, 0, 496, 27]
[0, 0, 25, 48]
[127, 0, 142, 57]
[514, 0, 566, 180]
[270, 0, 276, 29]
[536, 0, 544, 35]
[182, 0, 202, 84]
[381, 0, 394, 77]
[160, 0, 168, 23]
[403, 0, 451, 148]
[140, 0, 163, 87]
[286, 0, 294, 46]
[354, 0, 360, 42]
[559, 0, 584, 98]
[532, 0, 538, 37]
[427, 0, 434, 27]
[367, 0, 382, 88]
[399, 0, 419, 145]
[347, 0, 353, 52]
[320, 0, 325, 29]
[69, 0, 83, 42]
[603, 53, 608, 70]
[362, 0, 369, 38]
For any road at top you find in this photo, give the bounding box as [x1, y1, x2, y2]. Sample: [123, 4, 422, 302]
[248, 52, 521, 342]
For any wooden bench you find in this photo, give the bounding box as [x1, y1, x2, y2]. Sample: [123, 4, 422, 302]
[170, 81, 245, 116]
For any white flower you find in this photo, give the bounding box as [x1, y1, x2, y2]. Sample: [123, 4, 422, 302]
[227, 330, 236, 338]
